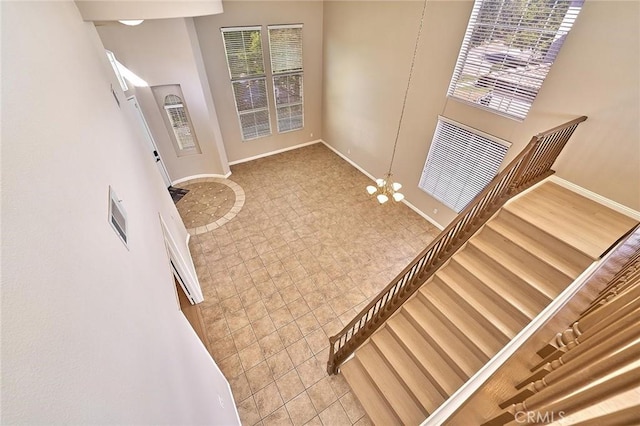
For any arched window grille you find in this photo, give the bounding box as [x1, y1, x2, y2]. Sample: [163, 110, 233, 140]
[163, 94, 196, 150]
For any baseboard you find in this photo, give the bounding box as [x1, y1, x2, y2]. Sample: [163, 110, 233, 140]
[549, 176, 640, 221]
[228, 140, 322, 166]
[321, 139, 445, 230]
[401, 199, 445, 230]
[172, 172, 231, 186]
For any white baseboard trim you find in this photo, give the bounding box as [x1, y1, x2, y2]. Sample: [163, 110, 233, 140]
[321, 140, 445, 230]
[228, 140, 322, 166]
[171, 172, 231, 186]
[401, 199, 445, 230]
[549, 176, 640, 221]
[320, 140, 376, 181]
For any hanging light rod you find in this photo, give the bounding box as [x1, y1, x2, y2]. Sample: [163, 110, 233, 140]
[366, 0, 427, 204]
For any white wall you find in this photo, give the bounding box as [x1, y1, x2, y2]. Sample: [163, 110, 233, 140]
[322, 0, 640, 227]
[1, 2, 238, 424]
[97, 17, 230, 183]
[194, 0, 324, 163]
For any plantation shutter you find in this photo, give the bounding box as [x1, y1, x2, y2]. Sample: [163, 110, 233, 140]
[268, 24, 304, 133]
[222, 26, 272, 140]
[448, 0, 583, 119]
[419, 117, 509, 213]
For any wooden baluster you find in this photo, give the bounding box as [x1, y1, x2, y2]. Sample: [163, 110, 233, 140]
[510, 362, 640, 423]
[502, 320, 640, 407]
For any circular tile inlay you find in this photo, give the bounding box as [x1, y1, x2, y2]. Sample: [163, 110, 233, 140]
[174, 177, 245, 235]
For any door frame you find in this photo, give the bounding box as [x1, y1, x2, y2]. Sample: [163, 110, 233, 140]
[127, 95, 172, 187]
[160, 215, 204, 304]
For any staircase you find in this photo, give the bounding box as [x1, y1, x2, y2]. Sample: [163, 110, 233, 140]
[339, 181, 638, 425]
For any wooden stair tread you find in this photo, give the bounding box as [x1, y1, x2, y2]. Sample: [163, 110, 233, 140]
[404, 294, 486, 377]
[357, 343, 427, 424]
[469, 234, 568, 302]
[388, 312, 465, 396]
[371, 328, 446, 414]
[451, 253, 539, 322]
[488, 209, 593, 280]
[340, 357, 401, 426]
[437, 265, 525, 339]
[421, 281, 508, 358]
[504, 182, 638, 259]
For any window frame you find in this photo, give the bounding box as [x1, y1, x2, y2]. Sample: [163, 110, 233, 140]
[447, 0, 583, 120]
[268, 24, 304, 133]
[221, 26, 272, 141]
[151, 85, 201, 157]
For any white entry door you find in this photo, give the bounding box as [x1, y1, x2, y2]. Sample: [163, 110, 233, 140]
[127, 96, 172, 187]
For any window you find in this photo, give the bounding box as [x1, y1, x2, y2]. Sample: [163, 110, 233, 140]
[164, 95, 197, 151]
[151, 85, 201, 156]
[221, 26, 271, 141]
[448, 0, 583, 119]
[105, 50, 128, 91]
[419, 117, 510, 212]
[268, 24, 304, 132]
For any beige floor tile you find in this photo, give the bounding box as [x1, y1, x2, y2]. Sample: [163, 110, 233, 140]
[229, 373, 252, 402]
[307, 377, 338, 413]
[246, 361, 274, 394]
[232, 324, 257, 351]
[266, 349, 295, 379]
[252, 315, 277, 340]
[239, 342, 265, 371]
[246, 300, 269, 323]
[253, 382, 284, 419]
[296, 356, 326, 389]
[271, 306, 296, 330]
[286, 392, 317, 426]
[319, 400, 352, 426]
[263, 406, 293, 426]
[237, 396, 261, 426]
[303, 416, 323, 426]
[275, 369, 305, 403]
[286, 338, 314, 367]
[258, 331, 284, 358]
[339, 391, 366, 424]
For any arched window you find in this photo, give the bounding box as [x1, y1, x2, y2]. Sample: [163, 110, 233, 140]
[163, 94, 197, 151]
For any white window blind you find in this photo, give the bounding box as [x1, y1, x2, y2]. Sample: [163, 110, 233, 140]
[448, 0, 583, 119]
[222, 26, 271, 140]
[268, 24, 304, 133]
[163, 94, 196, 150]
[419, 117, 510, 213]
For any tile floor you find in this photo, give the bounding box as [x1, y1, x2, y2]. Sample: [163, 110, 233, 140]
[185, 143, 440, 426]
[176, 181, 236, 228]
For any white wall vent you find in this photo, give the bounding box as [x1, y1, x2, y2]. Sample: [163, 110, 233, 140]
[108, 187, 128, 248]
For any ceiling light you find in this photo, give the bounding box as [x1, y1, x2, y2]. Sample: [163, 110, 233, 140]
[119, 20, 144, 26]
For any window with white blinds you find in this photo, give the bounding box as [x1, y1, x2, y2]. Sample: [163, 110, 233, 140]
[419, 117, 510, 213]
[268, 24, 304, 133]
[222, 26, 272, 140]
[164, 94, 197, 151]
[448, 0, 583, 119]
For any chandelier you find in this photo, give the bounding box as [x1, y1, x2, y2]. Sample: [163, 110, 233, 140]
[366, 0, 427, 204]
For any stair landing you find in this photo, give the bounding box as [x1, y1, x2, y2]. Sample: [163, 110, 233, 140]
[339, 181, 638, 425]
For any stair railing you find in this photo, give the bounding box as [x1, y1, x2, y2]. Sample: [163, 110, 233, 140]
[327, 116, 588, 375]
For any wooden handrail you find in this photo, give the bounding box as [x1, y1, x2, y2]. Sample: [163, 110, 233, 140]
[327, 116, 588, 375]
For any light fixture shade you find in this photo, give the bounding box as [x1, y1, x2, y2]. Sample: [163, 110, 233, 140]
[376, 178, 385, 187]
[392, 182, 402, 191]
[366, 185, 377, 195]
[119, 19, 144, 26]
[393, 192, 405, 202]
[377, 194, 389, 204]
